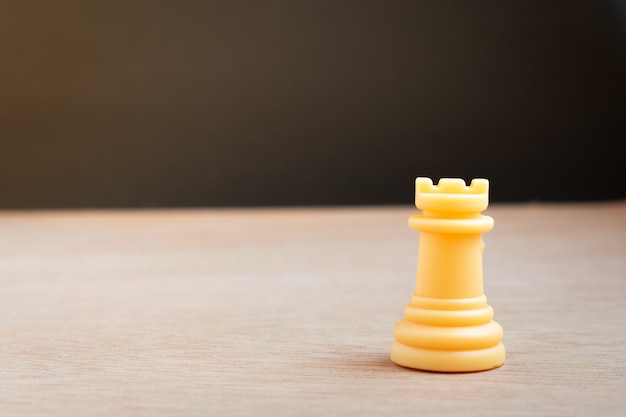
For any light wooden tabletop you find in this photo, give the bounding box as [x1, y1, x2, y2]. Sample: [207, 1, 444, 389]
[1, 201, 625, 416]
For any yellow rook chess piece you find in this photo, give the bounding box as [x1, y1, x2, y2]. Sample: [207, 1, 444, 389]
[390, 177, 505, 372]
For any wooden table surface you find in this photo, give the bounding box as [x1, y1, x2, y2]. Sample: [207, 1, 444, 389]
[1, 201, 625, 416]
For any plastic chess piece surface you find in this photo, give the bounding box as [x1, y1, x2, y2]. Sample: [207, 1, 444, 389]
[390, 177, 505, 372]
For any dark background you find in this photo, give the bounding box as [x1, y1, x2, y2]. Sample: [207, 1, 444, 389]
[1, 1, 624, 208]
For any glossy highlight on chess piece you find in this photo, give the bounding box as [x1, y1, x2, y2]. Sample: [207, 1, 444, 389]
[390, 177, 505, 372]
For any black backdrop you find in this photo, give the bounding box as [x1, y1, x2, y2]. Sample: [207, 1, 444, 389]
[1, 1, 624, 208]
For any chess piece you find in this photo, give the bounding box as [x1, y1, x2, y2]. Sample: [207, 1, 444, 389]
[390, 177, 505, 372]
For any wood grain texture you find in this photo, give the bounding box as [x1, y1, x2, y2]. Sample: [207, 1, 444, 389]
[1, 201, 625, 416]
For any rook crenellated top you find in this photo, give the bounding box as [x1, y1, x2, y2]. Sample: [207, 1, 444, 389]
[415, 177, 490, 213]
[416, 177, 489, 196]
